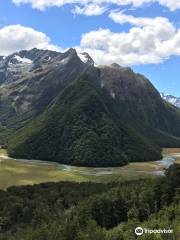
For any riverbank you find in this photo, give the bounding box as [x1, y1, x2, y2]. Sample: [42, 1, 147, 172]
[0, 148, 179, 189]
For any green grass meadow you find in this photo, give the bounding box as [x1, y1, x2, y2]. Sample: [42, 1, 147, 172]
[0, 148, 180, 189]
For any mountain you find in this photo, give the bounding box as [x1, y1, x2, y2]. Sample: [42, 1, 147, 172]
[1, 48, 180, 166]
[7, 76, 161, 166]
[100, 64, 180, 147]
[0, 48, 98, 145]
[161, 93, 180, 108]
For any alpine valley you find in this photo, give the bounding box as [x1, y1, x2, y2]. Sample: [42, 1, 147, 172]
[0, 48, 180, 167]
[0, 48, 180, 240]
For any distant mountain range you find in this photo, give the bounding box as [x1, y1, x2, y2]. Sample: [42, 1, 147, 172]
[161, 93, 180, 108]
[0, 48, 180, 167]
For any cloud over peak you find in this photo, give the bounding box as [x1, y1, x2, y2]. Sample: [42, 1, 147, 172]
[0, 25, 60, 56]
[1, 12, 180, 67]
[77, 13, 180, 66]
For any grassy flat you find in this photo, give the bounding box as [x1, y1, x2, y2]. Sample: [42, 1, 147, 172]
[162, 148, 180, 154]
[0, 152, 87, 189]
[0, 148, 180, 189]
[175, 157, 180, 164]
[0, 148, 8, 156]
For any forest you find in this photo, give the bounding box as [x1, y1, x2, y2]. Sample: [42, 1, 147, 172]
[0, 164, 179, 240]
[7, 76, 162, 167]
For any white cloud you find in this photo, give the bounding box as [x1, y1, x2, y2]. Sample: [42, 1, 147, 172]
[72, 4, 107, 16]
[76, 13, 180, 66]
[1, 17, 180, 67]
[159, 0, 180, 11]
[11, 0, 180, 14]
[0, 25, 60, 56]
[109, 10, 175, 29]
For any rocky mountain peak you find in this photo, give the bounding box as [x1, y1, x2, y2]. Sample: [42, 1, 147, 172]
[0, 48, 81, 85]
[110, 63, 133, 73]
[110, 63, 121, 69]
[0, 47, 99, 117]
[63, 48, 77, 57]
[77, 52, 95, 66]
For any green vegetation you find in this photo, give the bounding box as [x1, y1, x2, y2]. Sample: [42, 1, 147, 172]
[0, 164, 179, 240]
[100, 66, 180, 148]
[7, 76, 161, 167]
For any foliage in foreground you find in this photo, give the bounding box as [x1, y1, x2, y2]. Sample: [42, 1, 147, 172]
[0, 164, 179, 240]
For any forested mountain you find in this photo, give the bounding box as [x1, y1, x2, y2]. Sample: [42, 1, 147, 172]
[7, 76, 161, 166]
[0, 48, 180, 166]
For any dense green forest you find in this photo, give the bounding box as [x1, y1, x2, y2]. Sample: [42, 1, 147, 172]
[0, 164, 179, 240]
[7, 76, 161, 167]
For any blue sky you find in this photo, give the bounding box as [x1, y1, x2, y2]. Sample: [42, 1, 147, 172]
[0, 0, 180, 96]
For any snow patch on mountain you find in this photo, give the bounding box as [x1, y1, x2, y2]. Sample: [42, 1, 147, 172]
[78, 52, 95, 66]
[161, 93, 180, 108]
[14, 55, 32, 64]
[60, 56, 71, 65]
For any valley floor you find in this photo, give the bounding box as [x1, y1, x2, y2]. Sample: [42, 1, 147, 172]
[0, 148, 180, 189]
